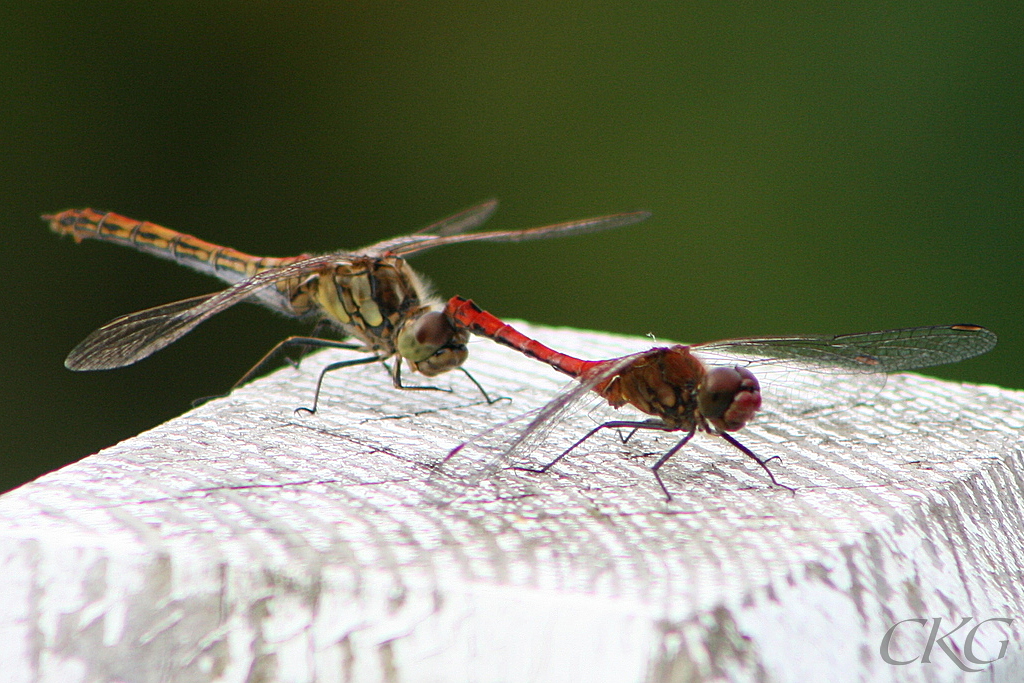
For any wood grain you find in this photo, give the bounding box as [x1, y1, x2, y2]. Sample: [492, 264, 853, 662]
[2, 320, 1022, 682]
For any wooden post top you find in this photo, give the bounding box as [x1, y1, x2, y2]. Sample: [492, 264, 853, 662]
[2, 320, 1022, 682]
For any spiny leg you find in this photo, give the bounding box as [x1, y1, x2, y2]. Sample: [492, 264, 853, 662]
[276, 320, 339, 370]
[191, 335, 365, 407]
[719, 432, 795, 493]
[651, 429, 696, 501]
[459, 367, 509, 405]
[617, 427, 640, 444]
[235, 336, 364, 389]
[298, 352, 472, 416]
[512, 418, 794, 499]
[294, 355, 383, 415]
[385, 359, 453, 394]
[612, 426, 795, 497]
[587, 421, 694, 501]
[514, 419, 671, 475]
[387, 364, 507, 404]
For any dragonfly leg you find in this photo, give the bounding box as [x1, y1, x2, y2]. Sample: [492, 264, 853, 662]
[279, 320, 339, 369]
[386, 363, 505, 404]
[587, 420, 693, 500]
[295, 355, 383, 415]
[719, 432, 795, 493]
[513, 424, 604, 475]
[517, 419, 666, 475]
[386, 360, 454, 394]
[651, 429, 696, 501]
[234, 336, 364, 390]
[617, 427, 640, 444]
[189, 336, 366, 407]
[459, 367, 509, 405]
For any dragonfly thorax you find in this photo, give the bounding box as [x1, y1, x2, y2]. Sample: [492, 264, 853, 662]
[310, 256, 429, 354]
[595, 346, 706, 430]
[594, 346, 762, 433]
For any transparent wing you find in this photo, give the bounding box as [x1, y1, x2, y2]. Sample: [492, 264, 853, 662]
[410, 199, 499, 236]
[387, 210, 652, 257]
[441, 355, 642, 481]
[65, 293, 219, 370]
[64, 251, 358, 370]
[63, 207, 650, 371]
[692, 324, 996, 417]
[695, 324, 996, 373]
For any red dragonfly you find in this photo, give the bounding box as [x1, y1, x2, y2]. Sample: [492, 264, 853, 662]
[47, 202, 650, 410]
[444, 296, 996, 499]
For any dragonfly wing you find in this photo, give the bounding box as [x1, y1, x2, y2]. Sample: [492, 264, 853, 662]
[410, 199, 499, 236]
[696, 324, 996, 373]
[445, 355, 641, 480]
[692, 324, 996, 418]
[692, 325, 995, 374]
[693, 349, 888, 418]
[390, 210, 652, 257]
[64, 252, 353, 370]
[65, 293, 221, 370]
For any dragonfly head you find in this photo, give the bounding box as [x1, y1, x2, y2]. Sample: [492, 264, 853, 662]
[698, 366, 762, 432]
[396, 311, 470, 377]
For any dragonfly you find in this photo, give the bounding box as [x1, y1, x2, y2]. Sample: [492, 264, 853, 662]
[443, 296, 997, 500]
[46, 202, 650, 410]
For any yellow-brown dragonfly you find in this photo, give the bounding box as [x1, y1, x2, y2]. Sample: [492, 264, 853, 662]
[47, 202, 650, 410]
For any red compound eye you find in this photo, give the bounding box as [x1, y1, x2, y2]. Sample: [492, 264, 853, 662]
[699, 366, 761, 432]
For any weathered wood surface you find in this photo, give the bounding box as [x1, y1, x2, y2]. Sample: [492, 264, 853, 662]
[2, 320, 1023, 683]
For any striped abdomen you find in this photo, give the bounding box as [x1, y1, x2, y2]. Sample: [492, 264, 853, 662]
[46, 208, 307, 285]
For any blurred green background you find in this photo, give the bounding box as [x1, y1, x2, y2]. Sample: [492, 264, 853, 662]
[2, 3, 1020, 492]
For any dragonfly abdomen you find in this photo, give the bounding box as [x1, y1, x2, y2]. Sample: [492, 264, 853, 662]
[46, 208, 304, 285]
[445, 297, 592, 378]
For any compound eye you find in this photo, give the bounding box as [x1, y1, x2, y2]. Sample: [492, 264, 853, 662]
[698, 366, 761, 432]
[413, 312, 454, 348]
[396, 312, 455, 362]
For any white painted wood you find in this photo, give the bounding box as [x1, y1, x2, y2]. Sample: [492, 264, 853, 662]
[2, 321, 1023, 683]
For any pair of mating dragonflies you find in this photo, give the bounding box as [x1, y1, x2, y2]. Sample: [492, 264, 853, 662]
[48, 202, 996, 499]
